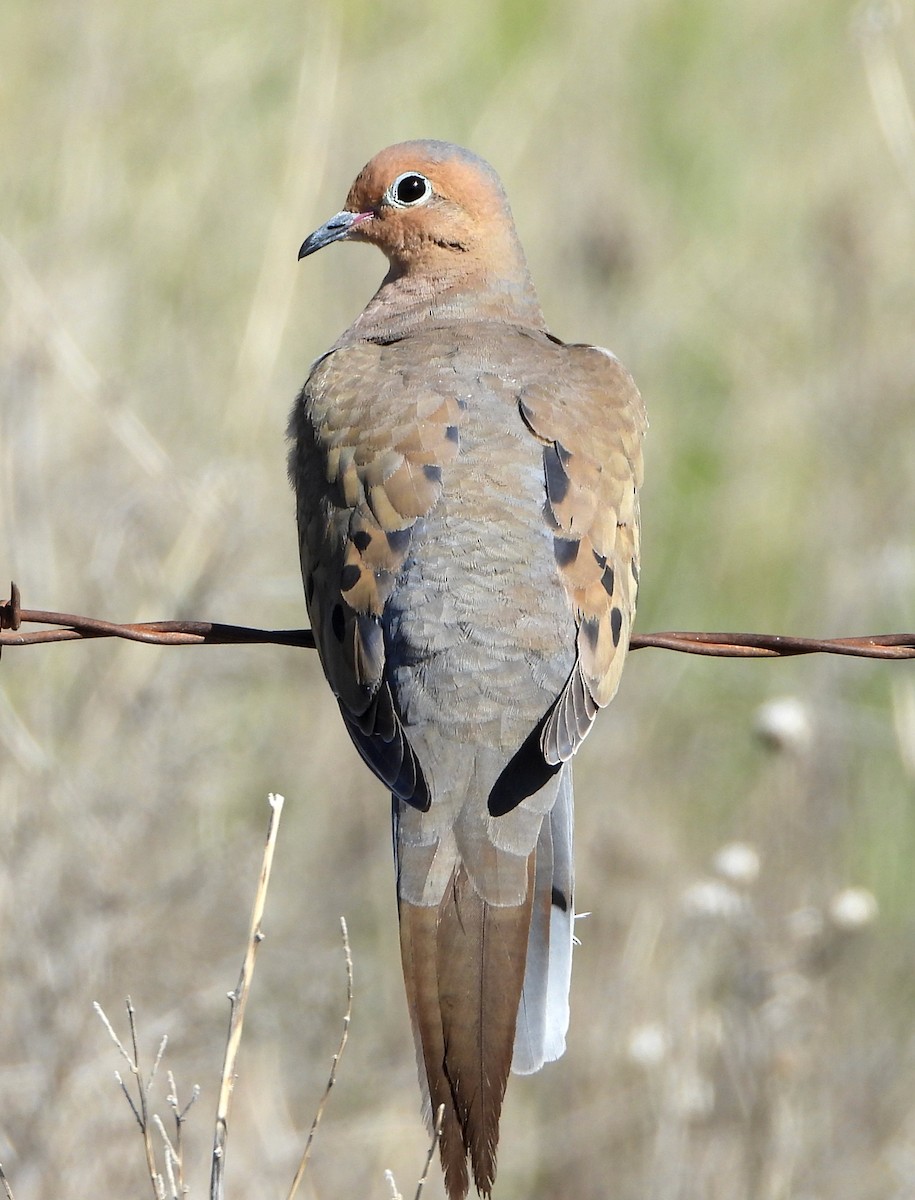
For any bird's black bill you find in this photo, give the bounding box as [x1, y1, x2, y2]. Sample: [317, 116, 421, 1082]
[298, 210, 365, 259]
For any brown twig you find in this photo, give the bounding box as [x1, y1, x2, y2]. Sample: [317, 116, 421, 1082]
[211, 792, 284, 1200]
[286, 915, 354, 1200]
[2, 582, 913, 660]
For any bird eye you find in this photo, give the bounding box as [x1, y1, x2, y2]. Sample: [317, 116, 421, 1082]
[388, 172, 432, 207]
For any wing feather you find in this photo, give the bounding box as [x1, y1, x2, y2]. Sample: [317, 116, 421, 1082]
[519, 341, 646, 764]
[288, 338, 462, 809]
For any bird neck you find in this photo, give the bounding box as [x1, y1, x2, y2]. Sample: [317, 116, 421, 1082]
[348, 254, 546, 342]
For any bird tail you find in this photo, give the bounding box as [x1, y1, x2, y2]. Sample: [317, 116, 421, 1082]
[397, 767, 574, 1199]
[513, 766, 574, 1074]
[398, 859, 534, 1200]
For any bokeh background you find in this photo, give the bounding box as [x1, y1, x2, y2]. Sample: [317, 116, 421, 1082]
[2, 1, 915, 1197]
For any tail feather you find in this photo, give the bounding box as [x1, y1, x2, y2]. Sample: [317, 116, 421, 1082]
[513, 766, 574, 1074]
[511, 811, 552, 1075]
[543, 768, 574, 1061]
[399, 859, 534, 1200]
[399, 902, 469, 1200]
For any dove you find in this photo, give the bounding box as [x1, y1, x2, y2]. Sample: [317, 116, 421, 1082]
[288, 140, 645, 1198]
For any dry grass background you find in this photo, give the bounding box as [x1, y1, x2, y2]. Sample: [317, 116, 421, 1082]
[2, 1, 915, 1197]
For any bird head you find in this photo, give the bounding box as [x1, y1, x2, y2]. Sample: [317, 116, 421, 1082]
[298, 140, 542, 323]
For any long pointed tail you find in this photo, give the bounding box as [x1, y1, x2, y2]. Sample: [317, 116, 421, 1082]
[398, 859, 534, 1199]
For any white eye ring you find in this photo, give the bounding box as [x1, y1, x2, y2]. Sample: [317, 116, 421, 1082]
[386, 171, 433, 208]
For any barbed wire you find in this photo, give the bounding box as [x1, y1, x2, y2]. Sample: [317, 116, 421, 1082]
[1, 580, 913, 660]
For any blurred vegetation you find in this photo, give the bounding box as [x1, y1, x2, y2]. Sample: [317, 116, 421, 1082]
[1, 0, 914, 1197]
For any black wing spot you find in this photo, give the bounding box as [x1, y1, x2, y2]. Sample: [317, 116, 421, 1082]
[445, 424, 460, 443]
[386, 527, 413, 556]
[554, 537, 579, 568]
[331, 603, 346, 642]
[611, 606, 623, 647]
[581, 618, 601, 651]
[544, 443, 570, 506]
[551, 886, 569, 913]
[601, 565, 615, 596]
[340, 564, 362, 592]
[351, 529, 372, 552]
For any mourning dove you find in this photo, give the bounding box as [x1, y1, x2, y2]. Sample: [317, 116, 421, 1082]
[288, 140, 645, 1198]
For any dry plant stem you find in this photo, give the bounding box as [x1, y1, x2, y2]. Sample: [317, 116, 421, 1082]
[286, 916, 354, 1200]
[210, 793, 285, 1200]
[152, 1115, 179, 1200]
[94, 997, 167, 1200]
[133, 1000, 167, 1195]
[2, 585, 913, 660]
[154, 1073, 199, 1200]
[383, 1105, 445, 1200]
[0, 1161, 15, 1200]
[414, 1105, 446, 1200]
[167, 1070, 199, 1198]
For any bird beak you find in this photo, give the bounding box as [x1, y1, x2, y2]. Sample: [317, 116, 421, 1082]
[298, 210, 372, 260]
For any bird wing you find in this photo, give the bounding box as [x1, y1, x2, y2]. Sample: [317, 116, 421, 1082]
[515, 334, 646, 765]
[288, 336, 464, 810]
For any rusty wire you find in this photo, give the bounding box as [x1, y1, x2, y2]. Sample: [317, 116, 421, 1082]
[0, 582, 315, 650]
[1, 580, 913, 661]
